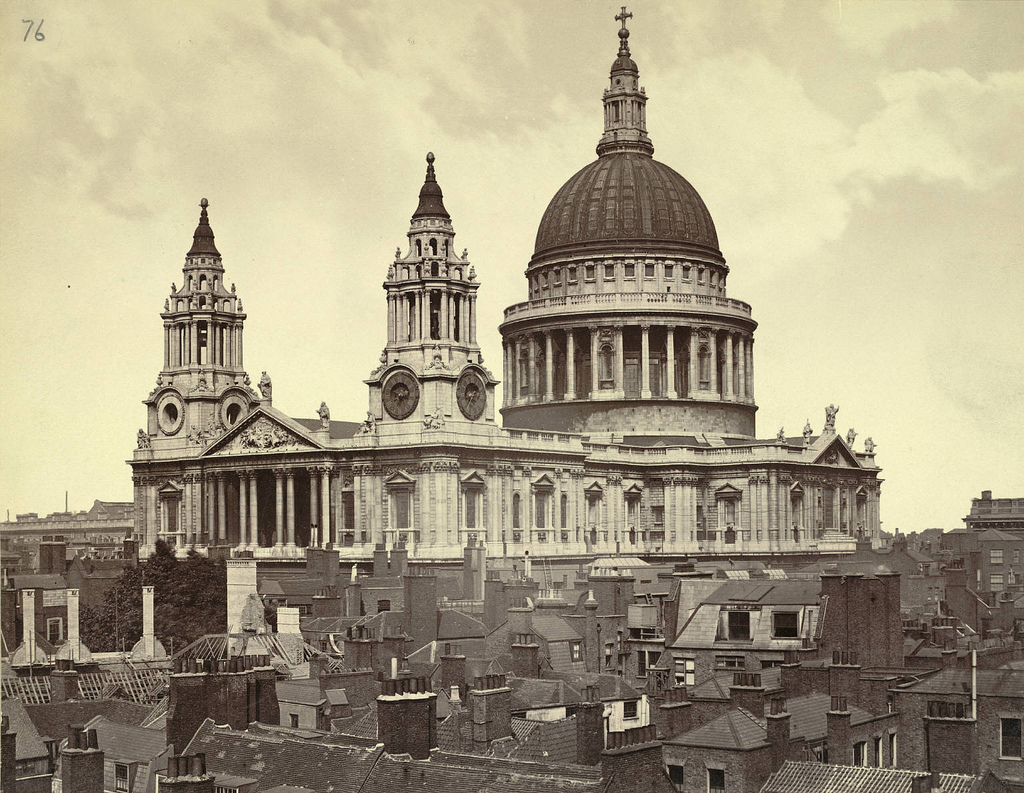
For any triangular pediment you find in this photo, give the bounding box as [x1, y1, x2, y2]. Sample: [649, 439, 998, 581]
[158, 480, 182, 494]
[715, 483, 743, 497]
[790, 481, 805, 494]
[813, 436, 861, 468]
[461, 471, 486, 486]
[385, 470, 416, 486]
[584, 481, 604, 494]
[532, 473, 555, 488]
[624, 483, 644, 496]
[202, 409, 322, 457]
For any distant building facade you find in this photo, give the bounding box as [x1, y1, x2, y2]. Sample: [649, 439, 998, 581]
[964, 491, 1024, 534]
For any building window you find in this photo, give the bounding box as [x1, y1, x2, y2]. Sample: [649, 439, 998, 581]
[664, 264, 674, 279]
[570, 641, 582, 662]
[708, 768, 726, 793]
[560, 494, 568, 529]
[534, 490, 551, 529]
[585, 264, 595, 281]
[873, 735, 882, 767]
[1002, 717, 1023, 758]
[464, 487, 481, 530]
[927, 700, 968, 719]
[115, 763, 129, 792]
[512, 493, 521, 528]
[623, 700, 638, 720]
[990, 573, 1004, 591]
[726, 610, 751, 641]
[290, 714, 299, 728]
[853, 741, 866, 766]
[568, 266, 578, 283]
[391, 488, 412, 530]
[604, 264, 615, 280]
[46, 617, 64, 644]
[772, 612, 799, 639]
[888, 732, 897, 766]
[698, 344, 711, 389]
[637, 650, 660, 678]
[668, 765, 684, 791]
[991, 549, 1004, 565]
[378, 600, 391, 612]
[715, 654, 744, 670]
[624, 263, 635, 278]
[644, 263, 655, 278]
[626, 497, 640, 527]
[652, 506, 664, 526]
[676, 657, 695, 686]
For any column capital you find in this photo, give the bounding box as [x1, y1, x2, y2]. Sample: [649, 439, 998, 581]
[273, 467, 288, 478]
[640, 323, 651, 332]
[283, 468, 296, 480]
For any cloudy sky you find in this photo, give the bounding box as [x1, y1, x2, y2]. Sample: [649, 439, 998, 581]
[2, 1, 1021, 532]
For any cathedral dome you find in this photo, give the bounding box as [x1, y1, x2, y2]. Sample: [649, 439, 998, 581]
[533, 152, 719, 259]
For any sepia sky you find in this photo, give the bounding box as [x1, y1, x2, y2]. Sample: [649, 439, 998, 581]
[1, 1, 1022, 532]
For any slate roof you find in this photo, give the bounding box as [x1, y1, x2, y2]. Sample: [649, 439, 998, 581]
[689, 667, 783, 701]
[666, 692, 879, 750]
[504, 716, 579, 765]
[83, 714, 168, 763]
[277, 679, 327, 706]
[438, 610, 486, 640]
[702, 580, 821, 605]
[24, 698, 153, 742]
[509, 678, 577, 711]
[761, 761, 987, 793]
[293, 418, 363, 440]
[10, 574, 67, 590]
[185, 719, 383, 793]
[531, 615, 582, 643]
[894, 667, 1024, 698]
[2, 698, 49, 760]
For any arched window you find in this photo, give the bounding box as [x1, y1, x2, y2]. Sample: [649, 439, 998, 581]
[519, 350, 530, 396]
[512, 493, 521, 528]
[699, 344, 711, 389]
[416, 240, 422, 257]
[199, 275, 207, 291]
[430, 238, 438, 255]
[600, 344, 614, 389]
[561, 494, 568, 529]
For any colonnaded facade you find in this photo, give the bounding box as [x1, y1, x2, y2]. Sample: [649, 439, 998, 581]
[129, 14, 882, 564]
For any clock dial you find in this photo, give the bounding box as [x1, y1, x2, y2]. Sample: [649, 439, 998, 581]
[457, 370, 487, 420]
[382, 370, 420, 420]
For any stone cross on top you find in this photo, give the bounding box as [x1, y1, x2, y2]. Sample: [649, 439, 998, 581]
[616, 6, 633, 30]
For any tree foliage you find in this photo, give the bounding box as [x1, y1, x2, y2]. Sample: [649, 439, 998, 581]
[80, 541, 226, 654]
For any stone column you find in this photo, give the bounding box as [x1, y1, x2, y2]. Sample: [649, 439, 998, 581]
[216, 474, 227, 544]
[470, 294, 478, 344]
[527, 335, 537, 401]
[414, 292, 422, 341]
[190, 321, 198, 366]
[502, 341, 510, 407]
[274, 469, 285, 547]
[145, 478, 158, 549]
[783, 481, 793, 542]
[386, 295, 395, 343]
[544, 331, 554, 401]
[666, 327, 677, 398]
[441, 291, 449, 339]
[724, 332, 734, 401]
[590, 326, 600, 395]
[321, 467, 332, 547]
[749, 476, 759, 543]
[309, 468, 319, 547]
[238, 473, 249, 549]
[184, 475, 194, 546]
[247, 471, 259, 547]
[614, 325, 625, 398]
[565, 329, 576, 399]
[641, 324, 652, 398]
[747, 338, 754, 401]
[688, 329, 699, 398]
[286, 470, 296, 546]
[768, 470, 779, 541]
[737, 335, 747, 401]
[709, 331, 719, 396]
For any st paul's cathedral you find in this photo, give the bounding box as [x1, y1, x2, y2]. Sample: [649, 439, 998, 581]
[129, 15, 882, 568]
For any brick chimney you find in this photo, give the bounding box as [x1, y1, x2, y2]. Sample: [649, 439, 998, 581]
[828, 651, 861, 707]
[575, 685, 604, 766]
[729, 672, 765, 715]
[373, 543, 390, 576]
[766, 698, 791, 771]
[440, 652, 466, 699]
[166, 655, 279, 754]
[160, 754, 215, 792]
[1, 715, 16, 793]
[38, 540, 66, 575]
[402, 573, 438, 649]
[50, 657, 80, 702]
[483, 573, 507, 633]
[377, 676, 438, 759]
[657, 686, 693, 739]
[826, 695, 851, 765]
[391, 543, 409, 578]
[468, 674, 512, 750]
[462, 540, 486, 601]
[61, 726, 104, 793]
[511, 641, 540, 678]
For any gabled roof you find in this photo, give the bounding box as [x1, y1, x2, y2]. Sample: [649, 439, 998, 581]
[894, 667, 1024, 698]
[530, 615, 582, 643]
[1, 698, 49, 760]
[10, 573, 67, 590]
[276, 679, 327, 707]
[504, 716, 579, 765]
[293, 417, 363, 440]
[762, 761, 987, 793]
[24, 699, 154, 742]
[437, 610, 486, 641]
[84, 714, 168, 763]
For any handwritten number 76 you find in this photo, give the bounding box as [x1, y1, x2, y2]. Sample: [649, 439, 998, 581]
[22, 19, 45, 42]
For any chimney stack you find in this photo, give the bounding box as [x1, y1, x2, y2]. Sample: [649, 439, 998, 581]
[729, 672, 765, 715]
[21, 588, 37, 663]
[469, 674, 513, 751]
[766, 698, 791, 771]
[143, 585, 156, 659]
[440, 652, 466, 699]
[66, 588, 86, 661]
[377, 676, 438, 759]
[50, 657, 81, 702]
[576, 685, 604, 765]
[826, 695, 852, 765]
[657, 686, 692, 739]
[61, 726, 104, 793]
[160, 754, 215, 792]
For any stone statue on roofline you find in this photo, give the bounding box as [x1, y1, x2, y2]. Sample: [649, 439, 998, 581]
[824, 403, 839, 433]
[258, 371, 272, 400]
[776, 427, 786, 443]
[864, 437, 876, 453]
[846, 428, 857, 447]
[802, 420, 813, 445]
[318, 401, 331, 429]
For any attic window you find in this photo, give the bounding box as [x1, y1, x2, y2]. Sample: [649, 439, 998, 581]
[772, 612, 799, 639]
[623, 699, 638, 719]
[115, 764, 129, 792]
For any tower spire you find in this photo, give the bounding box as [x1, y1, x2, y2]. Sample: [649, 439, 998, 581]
[412, 152, 450, 220]
[596, 7, 653, 157]
[187, 197, 221, 257]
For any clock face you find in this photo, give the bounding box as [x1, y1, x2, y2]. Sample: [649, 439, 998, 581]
[382, 370, 420, 420]
[457, 370, 487, 420]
